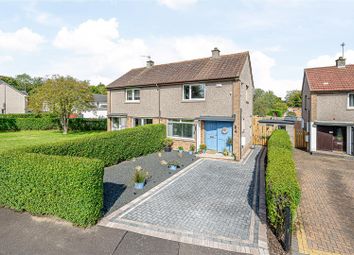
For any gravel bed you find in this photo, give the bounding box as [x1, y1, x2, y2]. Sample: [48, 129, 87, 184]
[103, 151, 197, 215]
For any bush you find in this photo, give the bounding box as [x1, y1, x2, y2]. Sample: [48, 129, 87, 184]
[0, 152, 104, 227]
[68, 118, 107, 131]
[0, 113, 57, 118]
[25, 124, 166, 166]
[266, 130, 301, 231]
[0, 118, 60, 131]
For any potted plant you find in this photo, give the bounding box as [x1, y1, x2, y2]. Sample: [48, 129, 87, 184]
[163, 138, 173, 152]
[199, 144, 207, 154]
[227, 137, 233, 151]
[167, 160, 180, 171]
[223, 148, 229, 156]
[178, 146, 184, 153]
[133, 166, 149, 189]
[189, 144, 195, 155]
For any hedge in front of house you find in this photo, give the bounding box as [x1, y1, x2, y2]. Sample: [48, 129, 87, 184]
[266, 129, 301, 230]
[0, 152, 104, 227]
[26, 124, 166, 166]
[0, 117, 60, 131]
[68, 118, 107, 131]
[0, 113, 57, 118]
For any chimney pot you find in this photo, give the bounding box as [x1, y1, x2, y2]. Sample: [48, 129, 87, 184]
[336, 56, 346, 68]
[211, 47, 220, 58]
[146, 59, 154, 68]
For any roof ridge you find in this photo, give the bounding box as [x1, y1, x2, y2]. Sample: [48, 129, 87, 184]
[131, 51, 249, 70]
[305, 63, 354, 71]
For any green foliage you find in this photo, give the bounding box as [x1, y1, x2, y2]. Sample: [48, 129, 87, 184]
[189, 143, 195, 151]
[286, 111, 296, 117]
[68, 118, 107, 131]
[25, 124, 166, 166]
[133, 166, 149, 183]
[163, 137, 173, 147]
[199, 144, 207, 150]
[29, 75, 94, 134]
[266, 130, 301, 230]
[253, 88, 288, 117]
[0, 74, 43, 94]
[0, 113, 57, 118]
[90, 83, 107, 95]
[0, 152, 104, 227]
[178, 146, 184, 151]
[0, 118, 59, 131]
[285, 90, 302, 107]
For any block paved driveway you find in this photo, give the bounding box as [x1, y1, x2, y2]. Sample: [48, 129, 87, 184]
[100, 147, 268, 255]
[293, 149, 354, 255]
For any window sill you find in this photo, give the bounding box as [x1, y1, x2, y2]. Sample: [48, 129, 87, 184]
[168, 136, 195, 141]
[181, 99, 205, 103]
[347, 107, 354, 111]
[125, 101, 140, 104]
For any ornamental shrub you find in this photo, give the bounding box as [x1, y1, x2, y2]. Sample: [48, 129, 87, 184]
[266, 129, 301, 231]
[15, 117, 60, 130]
[25, 124, 166, 166]
[0, 152, 104, 227]
[0, 118, 18, 131]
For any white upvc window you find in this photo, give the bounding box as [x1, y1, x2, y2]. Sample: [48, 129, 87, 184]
[126, 89, 140, 102]
[183, 84, 205, 100]
[348, 93, 354, 109]
[134, 118, 153, 127]
[168, 119, 194, 139]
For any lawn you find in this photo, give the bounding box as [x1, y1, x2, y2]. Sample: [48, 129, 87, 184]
[0, 130, 104, 152]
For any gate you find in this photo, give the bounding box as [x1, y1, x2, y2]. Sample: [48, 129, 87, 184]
[295, 129, 308, 149]
[252, 117, 275, 145]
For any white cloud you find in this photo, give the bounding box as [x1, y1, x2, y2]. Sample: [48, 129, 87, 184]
[50, 18, 297, 97]
[306, 50, 354, 68]
[158, 0, 198, 10]
[0, 55, 14, 64]
[0, 28, 45, 52]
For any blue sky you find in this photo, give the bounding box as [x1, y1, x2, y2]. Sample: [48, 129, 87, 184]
[0, 0, 353, 97]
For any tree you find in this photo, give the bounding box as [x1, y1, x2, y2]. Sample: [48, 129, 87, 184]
[0, 74, 44, 94]
[29, 75, 94, 134]
[285, 90, 302, 107]
[0, 75, 19, 88]
[90, 83, 107, 94]
[253, 88, 288, 117]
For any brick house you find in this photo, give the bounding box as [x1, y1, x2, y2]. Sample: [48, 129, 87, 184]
[107, 48, 254, 160]
[302, 57, 354, 156]
[0, 80, 28, 114]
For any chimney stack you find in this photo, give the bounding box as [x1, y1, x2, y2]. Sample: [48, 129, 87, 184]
[211, 47, 220, 58]
[336, 56, 346, 68]
[146, 59, 154, 68]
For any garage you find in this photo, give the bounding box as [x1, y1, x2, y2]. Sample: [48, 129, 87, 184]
[316, 125, 347, 152]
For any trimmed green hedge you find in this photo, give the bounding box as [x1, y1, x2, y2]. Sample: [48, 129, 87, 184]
[0, 113, 57, 118]
[0, 117, 106, 131]
[266, 130, 301, 230]
[0, 152, 104, 226]
[68, 118, 107, 131]
[25, 124, 166, 166]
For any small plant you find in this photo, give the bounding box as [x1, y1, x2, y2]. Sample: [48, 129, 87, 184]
[189, 144, 195, 151]
[163, 138, 174, 147]
[178, 146, 184, 152]
[199, 144, 207, 153]
[167, 160, 180, 168]
[223, 148, 229, 156]
[133, 166, 149, 184]
[227, 137, 233, 146]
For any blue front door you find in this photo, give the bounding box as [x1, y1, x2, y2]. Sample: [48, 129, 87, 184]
[205, 121, 218, 151]
[205, 121, 233, 152]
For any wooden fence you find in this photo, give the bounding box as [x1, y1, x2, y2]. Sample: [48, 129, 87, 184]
[252, 116, 308, 149]
[252, 117, 276, 145]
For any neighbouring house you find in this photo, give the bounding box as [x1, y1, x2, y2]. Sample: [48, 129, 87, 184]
[81, 94, 107, 118]
[107, 48, 254, 160]
[302, 56, 354, 156]
[0, 80, 28, 114]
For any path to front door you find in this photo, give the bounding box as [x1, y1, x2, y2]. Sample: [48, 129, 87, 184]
[100, 147, 268, 254]
[205, 121, 233, 153]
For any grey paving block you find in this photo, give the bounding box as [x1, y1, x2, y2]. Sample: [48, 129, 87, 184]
[179, 243, 249, 255]
[113, 231, 179, 255]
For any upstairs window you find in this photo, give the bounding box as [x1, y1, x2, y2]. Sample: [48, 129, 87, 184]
[183, 84, 205, 100]
[126, 89, 140, 102]
[348, 93, 354, 108]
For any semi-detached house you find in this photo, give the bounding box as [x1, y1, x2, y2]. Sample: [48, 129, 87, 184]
[107, 48, 254, 160]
